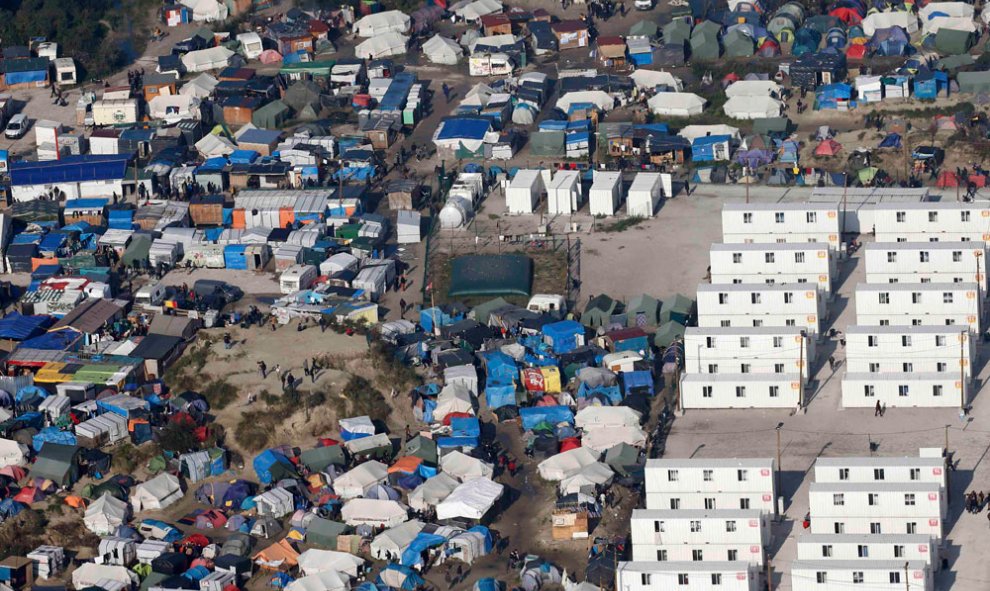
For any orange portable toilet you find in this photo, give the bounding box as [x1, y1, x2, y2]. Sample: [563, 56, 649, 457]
[232, 209, 246, 229]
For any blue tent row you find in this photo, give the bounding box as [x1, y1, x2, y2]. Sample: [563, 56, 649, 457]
[33, 427, 77, 452]
[520, 406, 575, 430]
[20, 328, 82, 351]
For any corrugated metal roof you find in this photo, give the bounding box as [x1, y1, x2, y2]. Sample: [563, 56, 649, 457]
[11, 155, 131, 187]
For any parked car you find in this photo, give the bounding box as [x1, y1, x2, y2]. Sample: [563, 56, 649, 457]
[4, 114, 28, 139]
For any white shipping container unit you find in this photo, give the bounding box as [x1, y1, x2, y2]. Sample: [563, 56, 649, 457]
[807, 482, 945, 537]
[627, 172, 664, 218]
[645, 458, 776, 514]
[589, 171, 623, 216]
[790, 560, 932, 591]
[808, 187, 930, 234]
[505, 169, 544, 214]
[681, 373, 801, 410]
[841, 373, 965, 408]
[721, 203, 841, 250]
[184, 244, 226, 268]
[709, 242, 836, 297]
[812, 453, 947, 488]
[92, 99, 140, 126]
[696, 283, 826, 335]
[630, 509, 769, 565]
[868, 201, 990, 243]
[616, 561, 759, 591]
[685, 326, 814, 379]
[148, 240, 183, 268]
[396, 210, 422, 244]
[852, 282, 981, 333]
[796, 534, 937, 569]
[844, 325, 973, 378]
[547, 170, 583, 215]
[863, 242, 988, 294]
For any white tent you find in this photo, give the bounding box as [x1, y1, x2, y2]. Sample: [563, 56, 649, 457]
[589, 171, 622, 217]
[181, 46, 237, 73]
[922, 15, 976, 34]
[297, 550, 365, 578]
[180, 0, 229, 21]
[647, 92, 705, 116]
[982, 3, 990, 23]
[629, 69, 683, 92]
[149, 95, 200, 124]
[423, 35, 464, 65]
[0, 438, 28, 468]
[537, 447, 600, 481]
[136, 540, 171, 564]
[195, 133, 236, 157]
[723, 95, 783, 120]
[286, 571, 348, 591]
[72, 564, 138, 590]
[434, 383, 476, 422]
[454, 0, 504, 21]
[506, 169, 544, 214]
[371, 520, 425, 560]
[436, 477, 504, 520]
[444, 365, 479, 396]
[447, 529, 491, 564]
[254, 487, 295, 517]
[355, 33, 409, 59]
[84, 494, 129, 535]
[441, 451, 494, 481]
[341, 498, 408, 528]
[724, 80, 781, 98]
[409, 473, 460, 511]
[581, 426, 648, 454]
[180, 73, 218, 99]
[334, 461, 388, 499]
[130, 473, 182, 512]
[354, 10, 411, 37]
[574, 406, 642, 430]
[339, 416, 376, 438]
[555, 91, 614, 114]
[861, 11, 919, 36]
[678, 124, 740, 142]
[559, 462, 615, 495]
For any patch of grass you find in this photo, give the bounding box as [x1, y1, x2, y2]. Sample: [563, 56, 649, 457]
[202, 379, 237, 411]
[602, 217, 646, 233]
[0, 510, 46, 560]
[369, 343, 423, 393]
[46, 517, 100, 549]
[341, 375, 390, 422]
[163, 336, 216, 392]
[235, 409, 279, 452]
[112, 442, 156, 473]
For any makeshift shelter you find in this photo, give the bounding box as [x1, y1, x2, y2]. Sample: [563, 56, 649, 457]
[647, 92, 705, 117]
[254, 488, 295, 518]
[422, 35, 463, 65]
[297, 549, 364, 578]
[305, 519, 348, 548]
[354, 10, 412, 37]
[253, 539, 299, 571]
[287, 571, 348, 591]
[559, 462, 614, 494]
[538, 447, 601, 481]
[341, 498, 408, 528]
[654, 320, 686, 348]
[723, 96, 782, 119]
[0, 438, 28, 468]
[689, 21, 721, 61]
[440, 451, 494, 481]
[935, 28, 975, 55]
[723, 29, 754, 57]
[356, 34, 409, 60]
[334, 461, 388, 499]
[815, 139, 843, 156]
[130, 473, 182, 512]
[72, 564, 138, 590]
[660, 293, 694, 324]
[436, 477, 504, 521]
[85, 494, 129, 535]
[409, 473, 460, 511]
[371, 520, 425, 560]
[31, 443, 80, 487]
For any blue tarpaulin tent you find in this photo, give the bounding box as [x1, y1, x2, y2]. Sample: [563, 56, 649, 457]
[253, 450, 295, 484]
[400, 533, 447, 566]
[376, 565, 426, 591]
[878, 133, 902, 149]
[33, 427, 77, 452]
[622, 371, 655, 396]
[520, 406, 575, 430]
[541, 320, 584, 354]
[20, 328, 82, 351]
[914, 71, 948, 99]
[483, 351, 517, 384]
[108, 210, 135, 230]
[0, 313, 53, 341]
[577, 383, 622, 405]
[485, 384, 516, 409]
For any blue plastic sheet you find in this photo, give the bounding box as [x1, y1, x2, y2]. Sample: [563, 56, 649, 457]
[401, 533, 446, 566]
[520, 406, 574, 430]
[485, 384, 516, 409]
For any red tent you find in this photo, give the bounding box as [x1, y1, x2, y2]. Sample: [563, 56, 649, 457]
[559, 438, 581, 452]
[815, 140, 843, 156]
[0, 466, 26, 481]
[14, 487, 45, 504]
[829, 7, 862, 24]
[969, 174, 987, 188]
[318, 438, 340, 447]
[846, 44, 867, 60]
[757, 39, 781, 57]
[937, 171, 959, 188]
[442, 412, 473, 426]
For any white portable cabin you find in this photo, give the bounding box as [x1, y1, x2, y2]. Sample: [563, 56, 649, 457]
[796, 534, 937, 569]
[136, 540, 172, 564]
[321, 252, 360, 275]
[841, 373, 965, 409]
[808, 187, 929, 235]
[721, 203, 841, 251]
[589, 171, 622, 216]
[75, 412, 129, 446]
[864, 242, 988, 295]
[630, 509, 769, 565]
[617, 561, 759, 591]
[506, 169, 543, 214]
[279, 265, 318, 294]
[95, 537, 136, 567]
[813, 453, 947, 488]
[54, 58, 77, 86]
[790, 560, 932, 591]
[868, 202, 990, 243]
[645, 458, 776, 514]
[236, 32, 264, 59]
[681, 373, 801, 410]
[852, 282, 981, 334]
[28, 545, 66, 579]
[696, 283, 826, 335]
[185, 243, 226, 268]
[547, 170, 582, 215]
[685, 326, 814, 379]
[353, 265, 389, 301]
[844, 325, 973, 378]
[709, 242, 836, 298]
[807, 482, 946, 538]
[148, 239, 184, 268]
[627, 172, 663, 218]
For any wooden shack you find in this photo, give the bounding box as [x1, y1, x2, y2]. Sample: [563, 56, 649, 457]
[551, 510, 589, 540]
[386, 180, 421, 210]
[189, 194, 228, 226]
[481, 13, 513, 36]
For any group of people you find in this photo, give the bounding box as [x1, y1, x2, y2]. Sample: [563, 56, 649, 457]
[964, 490, 988, 516]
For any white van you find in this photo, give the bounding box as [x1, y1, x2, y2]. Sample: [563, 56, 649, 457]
[135, 282, 167, 309]
[280, 264, 318, 294]
[5, 114, 28, 139]
[527, 294, 567, 315]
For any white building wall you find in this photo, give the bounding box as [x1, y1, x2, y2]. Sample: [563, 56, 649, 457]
[844, 326, 974, 378]
[617, 561, 758, 591]
[681, 373, 801, 409]
[685, 327, 813, 379]
[841, 373, 965, 408]
[808, 483, 945, 538]
[791, 561, 932, 591]
[589, 171, 622, 216]
[863, 242, 988, 295]
[696, 283, 825, 334]
[813, 455, 947, 488]
[709, 243, 836, 297]
[630, 510, 769, 565]
[869, 202, 990, 243]
[644, 459, 776, 514]
[853, 283, 981, 333]
[721, 203, 841, 251]
[795, 534, 936, 568]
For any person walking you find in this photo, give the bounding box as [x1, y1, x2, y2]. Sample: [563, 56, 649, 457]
[258, 360, 267, 379]
[442, 82, 451, 103]
[507, 457, 517, 477]
[273, 364, 282, 382]
[875, 400, 882, 417]
[399, 298, 407, 317]
[223, 332, 232, 350]
[303, 359, 311, 380]
[828, 355, 835, 371]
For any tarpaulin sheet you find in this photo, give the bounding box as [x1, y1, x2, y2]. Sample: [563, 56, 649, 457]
[436, 436, 479, 448]
[436, 118, 491, 141]
[577, 383, 622, 405]
[622, 371, 654, 395]
[400, 532, 447, 566]
[10, 155, 130, 186]
[20, 329, 82, 351]
[485, 384, 516, 409]
[520, 406, 574, 430]
[0, 313, 53, 340]
[108, 210, 134, 230]
[450, 417, 481, 438]
[33, 427, 77, 452]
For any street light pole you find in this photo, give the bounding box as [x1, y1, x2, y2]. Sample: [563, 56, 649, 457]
[775, 422, 784, 515]
[798, 331, 807, 410]
[960, 331, 967, 412]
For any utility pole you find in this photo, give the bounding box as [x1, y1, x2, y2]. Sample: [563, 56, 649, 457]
[960, 331, 967, 411]
[766, 557, 773, 591]
[798, 331, 806, 410]
[745, 167, 750, 204]
[944, 424, 952, 503]
[904, 562, 909, 591]
[775, 422, 784, 516]
[841, 173, 848, 238]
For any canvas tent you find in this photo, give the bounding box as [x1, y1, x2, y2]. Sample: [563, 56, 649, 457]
[72, 564, 138, 590]
[182, 47, 237, 73]
[582, 426, 647, 454]
[423, 35, 464, 65]
[356, 33, 409, 59]
[254, 487, 295, 517]
[647, 93, 705, 117]
[85, 493, 129, 535]
[409, 473, 460, 511]
[354, 11, 412, 37]
[341, 498, 409, 527]
[441, 450, 494, 481]
[575, 406, 642, 429]
[334, 461, 389, 499]
[130, 473, 182, 512]
[286, 571, 348, 591]
[559, 462, 615, 495]
[434, 383, 477, 422]
[181, 0, 228, 22]
[436, 477, 504, 521]
[0, 438, 28, 468]
[723, 96, 782, 119]
[297, 550, 365, 578]
[538, 447, 601, 481]
[371, 520, 425, 560]
[629, 70, 683, 92]
[725, 80, 780, 98]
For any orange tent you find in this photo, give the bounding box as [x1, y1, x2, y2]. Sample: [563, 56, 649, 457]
[388, 456, 423, 475]
[253, 538, 299, 571]
[64, 495, 88, 509]
[815, 139, 843, 157]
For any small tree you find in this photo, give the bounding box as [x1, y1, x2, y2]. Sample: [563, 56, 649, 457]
[157, 421, 199, 453]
